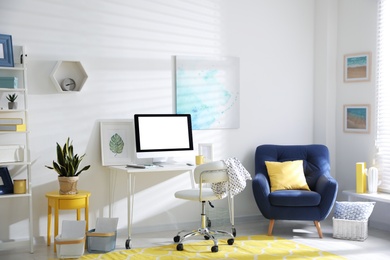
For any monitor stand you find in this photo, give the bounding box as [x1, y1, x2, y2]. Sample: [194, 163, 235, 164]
[152, 157, 190, 167]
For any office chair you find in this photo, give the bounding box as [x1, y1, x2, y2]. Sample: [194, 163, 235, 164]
[173, 160, 237, 253]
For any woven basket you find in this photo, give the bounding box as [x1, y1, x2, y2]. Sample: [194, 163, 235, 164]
[58, 176, 79, 195]
[332, 217, 368, 241]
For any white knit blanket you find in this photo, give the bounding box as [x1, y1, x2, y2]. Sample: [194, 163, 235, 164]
[211, 157, 252, 199]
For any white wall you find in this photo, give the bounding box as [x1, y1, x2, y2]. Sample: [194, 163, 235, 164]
[0, 0, 316, 241]
[336, 0, 390, 230]
[314, 0, 338, 176]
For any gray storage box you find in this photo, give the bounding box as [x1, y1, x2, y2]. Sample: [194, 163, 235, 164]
[86, 217, 118, 253]
[86, 229, 117, 253]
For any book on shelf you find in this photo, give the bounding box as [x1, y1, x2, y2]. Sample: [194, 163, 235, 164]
[0, 124, 26, 131]
[0, 118, 23, 125]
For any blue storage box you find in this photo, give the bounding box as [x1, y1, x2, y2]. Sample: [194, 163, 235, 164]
[86, 217, 118, 253]
[86, 229, 117, 253]
[0, 77, 18, 89]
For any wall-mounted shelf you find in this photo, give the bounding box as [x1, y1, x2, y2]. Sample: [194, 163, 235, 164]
[50, 61, 88, 92]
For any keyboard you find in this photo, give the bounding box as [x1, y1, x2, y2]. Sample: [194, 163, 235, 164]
[126, 164, 146, 169]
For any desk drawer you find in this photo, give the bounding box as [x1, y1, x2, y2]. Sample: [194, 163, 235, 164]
[59, 198, 86, 209]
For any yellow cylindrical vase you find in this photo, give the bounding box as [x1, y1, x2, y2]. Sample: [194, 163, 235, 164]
[14, 179, 26, 194]
[356, 162, 367, 193]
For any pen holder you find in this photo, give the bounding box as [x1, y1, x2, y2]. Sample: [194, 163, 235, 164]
[14, 179, 26, 194]
[196, 155, 204, 165]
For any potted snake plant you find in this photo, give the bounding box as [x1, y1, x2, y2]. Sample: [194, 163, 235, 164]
[45, 138, 91, 195]
[7, 93, 18, 110]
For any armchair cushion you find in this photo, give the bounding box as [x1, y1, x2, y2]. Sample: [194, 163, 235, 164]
[269, 190, 321, 207]
[265, 160, 310, 192]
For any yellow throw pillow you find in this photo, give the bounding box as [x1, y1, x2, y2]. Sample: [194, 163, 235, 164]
[265, 160, 310, 192]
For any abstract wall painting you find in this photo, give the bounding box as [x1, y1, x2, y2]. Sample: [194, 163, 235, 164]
[344, 52, 371, 82]
[174, 55, 240, 130]
[344, 104, 370, 133]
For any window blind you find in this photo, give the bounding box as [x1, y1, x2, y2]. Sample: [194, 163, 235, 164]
[376, 0, 390, 193]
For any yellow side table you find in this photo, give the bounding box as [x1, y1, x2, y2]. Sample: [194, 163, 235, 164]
[45, 190, 91, 252]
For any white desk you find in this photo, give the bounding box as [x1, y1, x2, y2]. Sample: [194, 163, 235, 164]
[107, 165, 194, 249]
[343, 190, 390, 203]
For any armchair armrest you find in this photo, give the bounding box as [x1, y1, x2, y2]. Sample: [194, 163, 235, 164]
[315, 174, 338, 219]
[252, 173, 272, 218]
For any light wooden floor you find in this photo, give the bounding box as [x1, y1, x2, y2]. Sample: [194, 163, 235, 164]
[1, 217, 389, 259]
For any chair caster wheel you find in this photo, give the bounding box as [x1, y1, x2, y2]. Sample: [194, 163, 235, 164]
[204, 235, 210, 240]
[177, 243, 184, 251]
[227, 238, 234, 245]
[232, 227, 237, 237]
[211, 245, 218, 252]
[125, 239, 131, 249]
[173, 235, 180, 243]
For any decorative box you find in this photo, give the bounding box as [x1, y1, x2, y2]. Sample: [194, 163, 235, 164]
[332, 217, 368, 241]
[0, 145, 24, 163]
[55, 220, 86, 259]
[0, 77, 18, 89]
[86, 229, 117, 253]
[86, 217, 118, 253]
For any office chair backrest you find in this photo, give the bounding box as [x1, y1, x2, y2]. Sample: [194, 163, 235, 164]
[194, 161, 228, 184]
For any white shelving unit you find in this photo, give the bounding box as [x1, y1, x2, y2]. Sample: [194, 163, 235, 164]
[0, 45, 33, 253]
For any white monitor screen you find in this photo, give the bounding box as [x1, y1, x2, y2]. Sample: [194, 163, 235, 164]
[134, 114, 194, 157]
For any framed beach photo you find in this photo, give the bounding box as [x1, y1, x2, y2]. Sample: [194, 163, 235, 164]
[0, 34, 14, 67]
[100, 119, 134, 166]
[344, 52, 371, 82]
[344, 104, 370, 133]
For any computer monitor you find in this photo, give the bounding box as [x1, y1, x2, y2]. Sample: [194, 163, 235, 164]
[133, 114, 194, 162]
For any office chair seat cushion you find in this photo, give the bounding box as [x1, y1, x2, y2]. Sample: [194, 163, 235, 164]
[175, 188, 219, 201]
[269, 190, 321, 207]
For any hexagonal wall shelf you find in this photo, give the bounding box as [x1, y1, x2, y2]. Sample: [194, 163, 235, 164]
[50, 61, 88, 92]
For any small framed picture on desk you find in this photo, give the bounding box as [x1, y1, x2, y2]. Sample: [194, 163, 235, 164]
[198, 143, 213, 163]
[100, 119, 134, 166]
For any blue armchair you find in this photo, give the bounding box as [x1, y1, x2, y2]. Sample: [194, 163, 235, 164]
[252, 144, 338, 238]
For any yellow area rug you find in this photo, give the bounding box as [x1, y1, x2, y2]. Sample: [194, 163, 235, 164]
[77, 235, 345, 260]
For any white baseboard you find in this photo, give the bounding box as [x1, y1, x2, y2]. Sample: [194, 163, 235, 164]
[0, 239, 29, 251]
[116, 215, 265, 236]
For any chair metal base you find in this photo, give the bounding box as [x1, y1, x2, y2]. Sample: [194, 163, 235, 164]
[173, 201, 235, 253]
